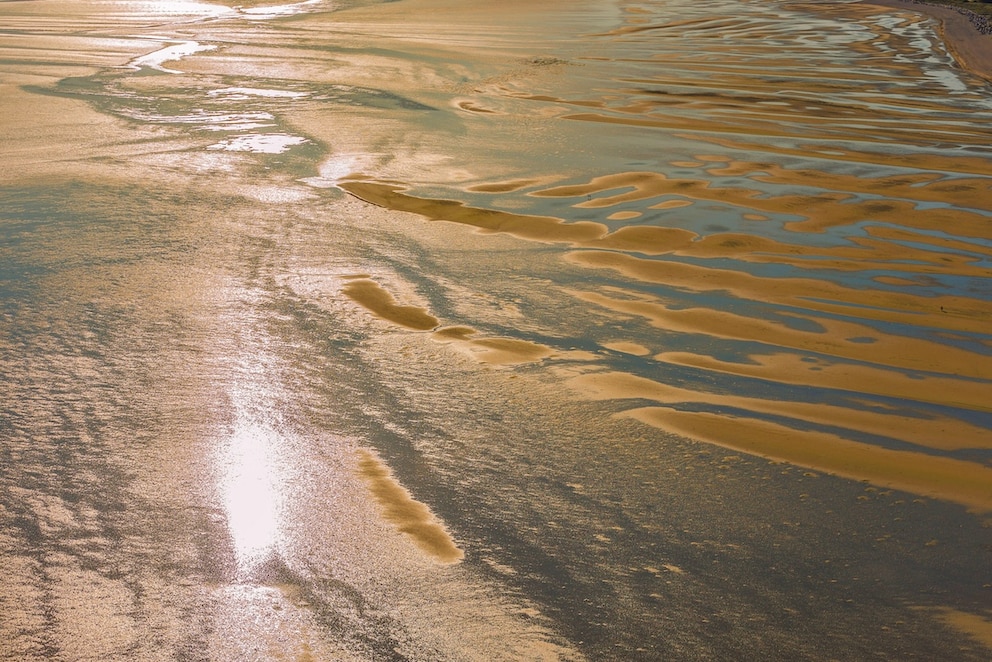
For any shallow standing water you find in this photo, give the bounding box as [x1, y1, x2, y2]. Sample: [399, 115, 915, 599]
[1, 0, 991, 659]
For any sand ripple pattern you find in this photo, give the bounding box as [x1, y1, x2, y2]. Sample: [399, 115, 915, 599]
[341, 0, 992, 510]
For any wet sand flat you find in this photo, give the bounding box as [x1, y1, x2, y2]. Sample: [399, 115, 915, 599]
[2, 0, 992, 659]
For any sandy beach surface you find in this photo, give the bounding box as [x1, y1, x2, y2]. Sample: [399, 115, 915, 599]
[863, 0, 992, 79]
[2, 0, 991, 659]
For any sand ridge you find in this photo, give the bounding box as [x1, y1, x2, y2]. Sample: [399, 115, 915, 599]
[565, 369, 992, 452]
[342, 278, 440, 331]
[356, 450, 463, 564]
[341, 277, 556, 365]
[626, 407, 992, 513]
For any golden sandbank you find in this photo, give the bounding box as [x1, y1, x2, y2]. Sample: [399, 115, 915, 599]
[357, 450, 463, 564]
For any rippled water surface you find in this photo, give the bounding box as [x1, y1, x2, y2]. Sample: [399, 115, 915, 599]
[2, 0, 991, 659]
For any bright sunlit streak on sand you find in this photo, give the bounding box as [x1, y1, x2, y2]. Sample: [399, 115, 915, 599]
[300, 153, 374, 188]
[221, 418, 284, 573]
[128, 2, 233, 17]
[131, 40, 215, 73]
[207, 133, 309, 154]
[238, 0, 325, 20]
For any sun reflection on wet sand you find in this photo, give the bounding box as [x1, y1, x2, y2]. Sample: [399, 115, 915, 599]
[220, 416, 285, 575]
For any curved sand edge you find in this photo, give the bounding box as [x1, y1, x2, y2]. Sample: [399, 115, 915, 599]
[356, 450, 464, 564]
[861, 0, 992, 81]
